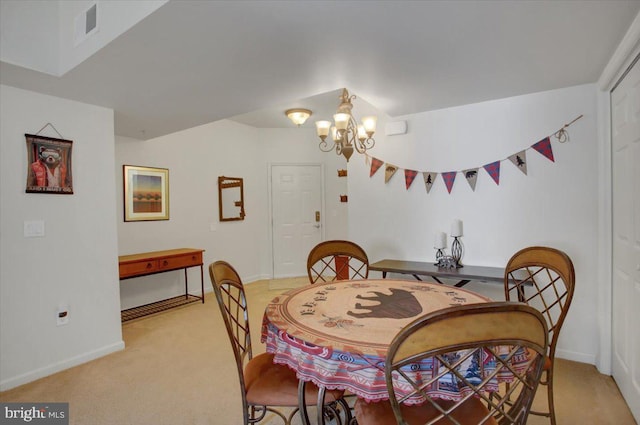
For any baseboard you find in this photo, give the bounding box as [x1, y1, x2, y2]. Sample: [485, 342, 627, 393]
[0, 340, 125, 391]
[556, 348, 596, 367]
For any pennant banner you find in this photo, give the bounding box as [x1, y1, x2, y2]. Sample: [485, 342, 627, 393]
[404, 169, 418, 190]
[463, 168, 479, 191]
[370, 157, 383, 177]
[365, 115, 582, 194]
[385, 164, 398, 183]
[532, 137, 555, 162]
[508, 151, 528, 175]
[442, 172, 457, 194]
[483, 161, 501, 185]
[423, 172, 437, 193]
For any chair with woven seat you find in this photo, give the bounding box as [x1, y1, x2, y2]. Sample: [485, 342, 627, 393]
[504, 246, 575, 425]
[209, 260, 347, 425]
[354, 302, 549, 425]
[307, 240, 369, 284]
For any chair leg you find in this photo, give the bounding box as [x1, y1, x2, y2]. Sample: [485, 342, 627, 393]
[547, 368, 556, 425]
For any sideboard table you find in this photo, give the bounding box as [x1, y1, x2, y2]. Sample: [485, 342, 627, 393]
[118, 248, 205, 322]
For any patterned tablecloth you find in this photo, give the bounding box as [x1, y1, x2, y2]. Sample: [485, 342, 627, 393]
[261, 279, 519, 403]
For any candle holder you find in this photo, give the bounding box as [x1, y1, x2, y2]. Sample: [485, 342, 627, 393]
[451, 236, 464, 268]
[434, 248, 445, 265]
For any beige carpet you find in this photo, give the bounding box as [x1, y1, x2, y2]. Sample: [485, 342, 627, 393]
[0, 279, 636, 424]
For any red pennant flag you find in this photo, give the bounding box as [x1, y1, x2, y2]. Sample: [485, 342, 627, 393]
[404, 169, 418, 190]
[442, 171, 457, 194]
[483, 161, 501, 185]
[532, 137, 555, 162]
[370, 158, 384, 177]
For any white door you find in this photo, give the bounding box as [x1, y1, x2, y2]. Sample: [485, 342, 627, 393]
[271, 164, 323, 278]
[611, 55, 640, 422]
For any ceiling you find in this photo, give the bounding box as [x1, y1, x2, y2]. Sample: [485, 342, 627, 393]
[1, 1, 638, 140]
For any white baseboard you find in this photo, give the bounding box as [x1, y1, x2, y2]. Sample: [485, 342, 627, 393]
[556, 347, 596, 367]
[0, 340, 125, 391]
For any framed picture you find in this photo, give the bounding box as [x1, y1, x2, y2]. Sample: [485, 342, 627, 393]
[25, 134, 74, 194]
[123, 165, 170, 222]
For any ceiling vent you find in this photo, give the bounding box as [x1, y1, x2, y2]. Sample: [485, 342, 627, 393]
[74, 3, 98, 45]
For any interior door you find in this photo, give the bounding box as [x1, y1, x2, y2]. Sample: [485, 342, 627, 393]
[271, 164, 323, 278]
[611, 55, 640, 422]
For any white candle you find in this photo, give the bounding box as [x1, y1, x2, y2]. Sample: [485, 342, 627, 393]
[451, 219, 463, 237]
[434, 232, 447, 249]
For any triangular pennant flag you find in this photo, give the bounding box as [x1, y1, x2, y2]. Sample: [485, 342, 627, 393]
[369, 157, 383, 177]
[404, 169, 418, 190]
[423, 172, 437, 193]
[483, 161, 501, 185]
[442, 171, 457, 194]
[508, 150, 528, 175]
[385, 164, 398, 183]
[462, 168, 479, 191]
[532, 137, 555, 162]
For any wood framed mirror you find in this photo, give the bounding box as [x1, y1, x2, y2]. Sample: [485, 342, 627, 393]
[218, 176, 245, 221]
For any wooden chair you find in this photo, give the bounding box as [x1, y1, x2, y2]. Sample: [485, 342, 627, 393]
[209, 261, 347, 425]
[354, 302, 548, 425]
[504, 246, 575, 425]
[307, 240, 369, 284]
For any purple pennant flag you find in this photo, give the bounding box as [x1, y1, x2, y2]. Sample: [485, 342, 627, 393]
[483, 161, 501, 185]
[442, 171, 457, 194]
[532, 137, 555, 162]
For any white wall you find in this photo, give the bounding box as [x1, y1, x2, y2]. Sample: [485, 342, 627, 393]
[350, 84, 599, 364]
[0, 85, 123, 390]
[115, 120, 348, 309]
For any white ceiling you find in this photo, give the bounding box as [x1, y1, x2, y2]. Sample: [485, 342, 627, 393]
[1, 1, 639, 140]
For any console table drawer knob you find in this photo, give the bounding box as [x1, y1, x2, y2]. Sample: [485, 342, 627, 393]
[146, 262, 153, 269]
[163, 260, 169, 266]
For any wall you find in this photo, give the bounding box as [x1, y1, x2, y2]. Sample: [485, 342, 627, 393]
[349, 84, 599, 364]
[115, 121, 348, 309]
[0, 85, 123, 390]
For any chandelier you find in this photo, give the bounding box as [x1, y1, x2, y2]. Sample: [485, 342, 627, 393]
[314, 88, 377, 162]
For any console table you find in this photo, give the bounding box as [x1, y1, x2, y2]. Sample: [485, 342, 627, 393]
[118, 248, 205, 322]
[369, 259, 511, 288]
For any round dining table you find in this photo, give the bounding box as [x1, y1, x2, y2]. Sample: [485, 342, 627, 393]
[260, 279, 499, 423]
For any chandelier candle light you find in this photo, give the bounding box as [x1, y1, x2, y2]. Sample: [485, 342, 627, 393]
[450, 219, 464, 268]
[314, 88, 377, 162]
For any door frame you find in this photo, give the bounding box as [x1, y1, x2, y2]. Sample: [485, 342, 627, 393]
[268, 162, 326, 278]
[595, 12, 640, 375]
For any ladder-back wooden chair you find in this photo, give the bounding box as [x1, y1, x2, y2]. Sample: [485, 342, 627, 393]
[209, 260, 346, 424]
[307, 240, 369, 284]
[504, 246, 575, 425]
[355, 302, 549, 425]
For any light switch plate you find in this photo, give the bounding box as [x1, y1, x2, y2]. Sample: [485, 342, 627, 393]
[24, 220, 45, 238]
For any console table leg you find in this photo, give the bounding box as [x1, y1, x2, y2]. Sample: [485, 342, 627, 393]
[184, 268, 188, 300]
[200, 265, 205, 303]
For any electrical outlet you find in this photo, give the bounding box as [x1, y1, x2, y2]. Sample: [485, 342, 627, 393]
[57, 305, 69, 326]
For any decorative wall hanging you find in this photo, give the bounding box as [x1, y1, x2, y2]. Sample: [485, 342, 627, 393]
[25, 133, 73, 194]
[123, 165, 169, 221]
[218, 176, 245, 222]
[368, 115, 583, 194]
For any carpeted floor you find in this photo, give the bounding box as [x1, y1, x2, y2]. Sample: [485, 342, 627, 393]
[0, 279, 636, 424]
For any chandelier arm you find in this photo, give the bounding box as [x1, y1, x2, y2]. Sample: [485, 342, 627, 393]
[318, 139, 337, 152]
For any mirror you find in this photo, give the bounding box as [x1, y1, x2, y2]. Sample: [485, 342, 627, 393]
[218, 176, 245, 221]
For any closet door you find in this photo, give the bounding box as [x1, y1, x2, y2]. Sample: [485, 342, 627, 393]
[611, 55, 640, 422]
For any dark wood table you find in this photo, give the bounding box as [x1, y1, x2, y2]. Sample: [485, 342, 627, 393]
[369, 259, 510, 288]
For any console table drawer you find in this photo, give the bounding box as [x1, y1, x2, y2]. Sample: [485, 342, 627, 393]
[158, 252, 202, 271]
[119, 260, 158, 278]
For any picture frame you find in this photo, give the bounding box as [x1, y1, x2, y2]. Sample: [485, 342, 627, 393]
[123, 165, 170, 222]
[25, 134, 74, 194]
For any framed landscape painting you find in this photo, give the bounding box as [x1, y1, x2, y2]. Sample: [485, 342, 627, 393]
[123, 165, 169, 222]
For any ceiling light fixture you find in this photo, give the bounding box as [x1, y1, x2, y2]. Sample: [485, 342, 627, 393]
[314, 88, 377, 162]
[285, 108, 312, 126]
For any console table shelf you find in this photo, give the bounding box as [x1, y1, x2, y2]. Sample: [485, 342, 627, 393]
[118, 248, 205, 322]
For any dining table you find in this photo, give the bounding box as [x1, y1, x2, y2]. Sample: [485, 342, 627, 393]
[261, 279, 531, 424]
